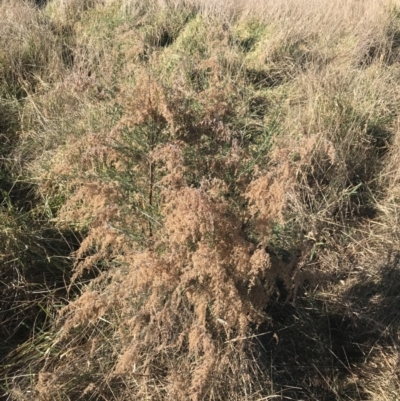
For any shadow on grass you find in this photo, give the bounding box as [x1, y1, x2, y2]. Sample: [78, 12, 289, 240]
[0, 227, 81, 393]
[255, 252, 400, 400]
[0, 175, 82, 399]
[34, 0, 48, 8]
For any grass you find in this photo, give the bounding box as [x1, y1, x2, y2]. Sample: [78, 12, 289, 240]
[1, 0, 400, 400]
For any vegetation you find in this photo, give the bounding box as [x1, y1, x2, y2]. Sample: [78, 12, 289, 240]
[1, 0, 400, 399]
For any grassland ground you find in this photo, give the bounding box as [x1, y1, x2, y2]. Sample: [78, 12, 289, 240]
[1, 0, 400, 400]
